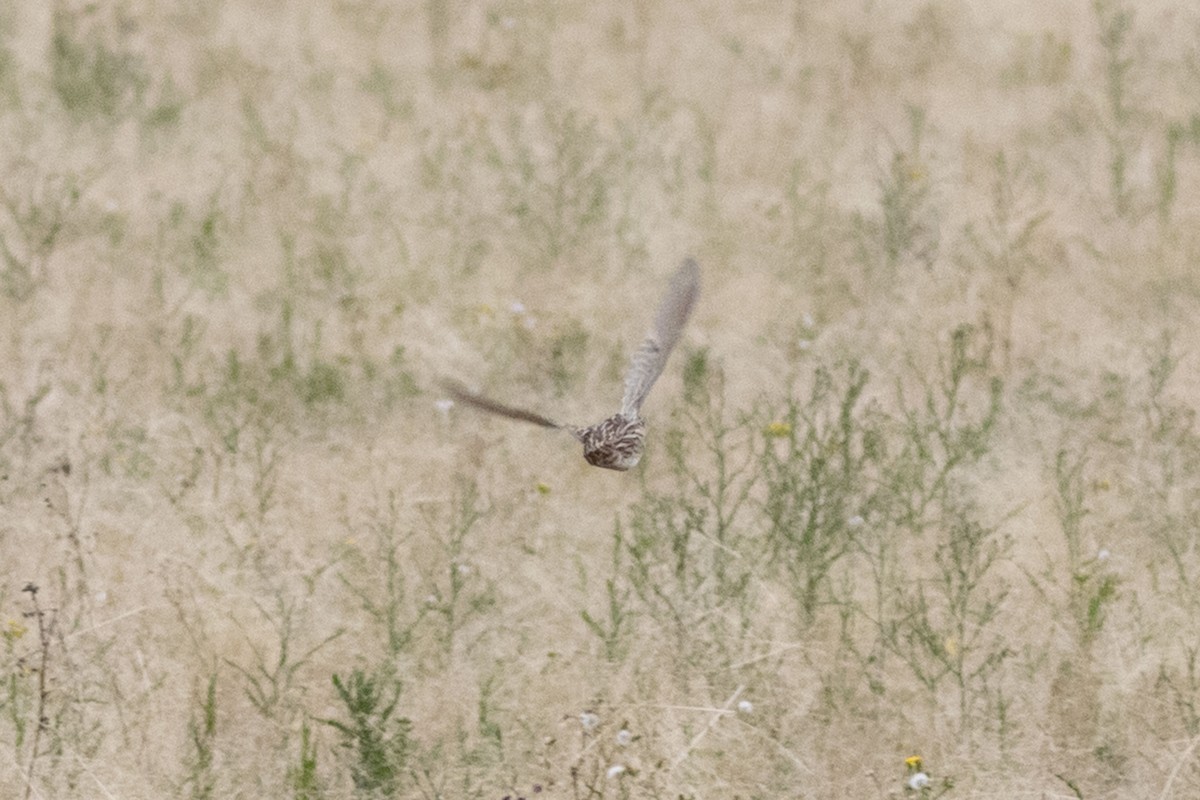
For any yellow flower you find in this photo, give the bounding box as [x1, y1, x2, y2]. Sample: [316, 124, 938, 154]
[944, 637, 958, 657]
[905, 755, 923, 770]
[535, 482, 551, 495]
[764, 421, 792, 438]
[3, 619, 27, 641]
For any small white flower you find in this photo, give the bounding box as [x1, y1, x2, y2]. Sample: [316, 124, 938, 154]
[908, 771, 930, 790]
[615, 728, 632, 746]
[802, 312, 815, 328]
[579, 712, 599, 732]
[606, 764, 626, 779]
[797, 338, 812, 351]
[424, 594, 438, 606]
[500, 15, 517, 29]
[737, 699, 753, 714]
[1097, 548, 1111, 561]
[434, 398, 454, 414]
[456, 562, 472, 575]
[510, 301, 526, 314]
[848, 515, 865, 528]
[94, 591, 108, 605]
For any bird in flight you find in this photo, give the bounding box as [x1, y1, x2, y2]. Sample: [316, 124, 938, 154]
[444, 258, 701, 471]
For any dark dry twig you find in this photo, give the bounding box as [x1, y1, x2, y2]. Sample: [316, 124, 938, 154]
[21, 582, 55, 800]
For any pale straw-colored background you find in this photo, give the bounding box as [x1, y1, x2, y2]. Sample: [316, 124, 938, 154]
[2, 1, 1199, 797]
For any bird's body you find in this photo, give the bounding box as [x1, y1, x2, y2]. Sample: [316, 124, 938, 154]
[575, 414, 647, 470]
[445, 258, 700, 471]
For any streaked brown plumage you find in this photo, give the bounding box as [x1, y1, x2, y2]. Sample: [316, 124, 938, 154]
[445, 258, 701, 471]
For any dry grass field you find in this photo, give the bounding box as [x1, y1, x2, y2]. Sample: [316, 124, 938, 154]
[3, 1, 1200, 797]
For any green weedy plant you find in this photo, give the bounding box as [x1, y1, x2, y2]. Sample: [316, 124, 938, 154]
[50, 8, 149, 120]
[141, 72, 186, 133]
[0, 169, 84, 302]
[1155, 115, 1200, 222]
[884, 507, 1015, 743]
[1050, 448, 1119, 648]
[0, 381, 50, 476]
[269, 232, 354, 410]
[288, 720, 324, 800]
[999, 29, 1073, 88]
[166, 194, 229, 297]
[416, 118, 498, 278]
[224, 595, 345, 719]
[323, 668, 413, 799]
[172, 340, 257, 452]
[606, 96, 720, 265]
[183, 671, 218, 800]
[580, 523, 635, 663]
[1, 610, 30, 752]
[339, 491, 425, 659]
[621, 360, 761, 672]
[888, 324, 1002, 528]
[0, 583, 108, 798]
[760, 361, 886, 622]
[957, 150, 1050, 371]
[1138, 333, 1200, 608]
[0, 9, 16, 111]
[490, 106, 615, 271]
[775, 158, 842, 285]
[1093, 0, 1138, 218]
[855, 104, 940, 275]
[1155, 646, 1200, 738]
[830, 327, 1006, 741]
[418, 480, 495, 660]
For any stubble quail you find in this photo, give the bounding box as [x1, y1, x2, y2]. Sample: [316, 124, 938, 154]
[444, 258, 701, 471]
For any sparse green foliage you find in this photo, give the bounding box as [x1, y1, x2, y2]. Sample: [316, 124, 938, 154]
[620, 367, 761, 671]
[1051, 448, 1119, 647]
[339, 492, 423, 658]
[761, 361, 882, 619]
[858, 105, 940, 274]
[3, 2, 1200, 797]
[890, 325, 1002, 527]
[289, 720, 324, 800]
[580, 524, 635, 662]
[0, 169, 83, 301]
[959, 150, 1050, 369]
[0, 9, 17, 111]
[225, 596, 344, 718]
[0, 381, 50, 474]
[323, 668, 412, 798]
[886, 510, 1014, 740]
[1156, 115, 1200, 221]
[1155, 645, 1200, 738]
[493, 107, 614, 269]
[51, 9, 148, 120]
[183, 671, 218, 800]
[1001, 30, 1072, 87]
[1093, 0, 1140, 218]
[419, 480, 495, 659]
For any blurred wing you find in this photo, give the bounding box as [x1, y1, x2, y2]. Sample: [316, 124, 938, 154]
[620, 257, 701, 417]
[442, 380, 572, 431]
